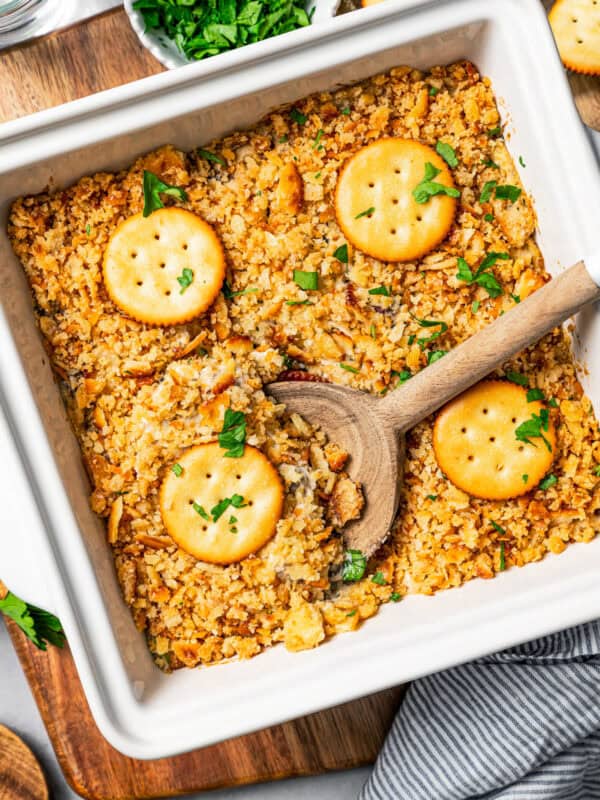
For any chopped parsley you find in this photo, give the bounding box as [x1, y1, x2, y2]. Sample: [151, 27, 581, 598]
[314, 171, 321, 179]
[427, 494, 438, 501]
[435, 141, 459, 168]
[290, 108, 307, 125]
[0, 591, 65, 651]
[427, 350, 447, 365]
[198, 148, 226, 166]
[472, 300, 481, 314]
[593, 465, 600, 477]
[480, 180, 497, 203]
[411, 315, 448, 350]
[368, 285, 390, 297]
[539, 473, 557, 491]
[142, 170, 187, 217]
[341, 106, 351, 115]
[548, 398, 559, 408]
[293, 269, 319, 291]
[499, 543, 506, 571]
[487, 126, 502, 138]
[218, 408, 247, 458]
[370, 323, 377, 340]
[392, 369, 412, 386]
[456, 252, 509, 298]
[522, 474, 529, 484]
[484, 213, 495, 222]
[211, 494, 247, 522]
[85, 223, 91, 236]
[171, 463, 183, 477]
[313, 129, 324, 149]
[490, 520, 506, 535]
[286, 299, 313, 306]
[482, 158, 500, 169]
[223, 281, 259, 299]
[342, 549, 367, 582]
[333, 244, 348, 263]
[278, 134, 289, 143]
[192, 502, 210, 521]
[371, 571, 387, 586]
[412, 162, 460, 204]
[506, 371, 528, 387]
[355, 206, 375, 219]
[511, 293, 521, 304]
[132, 1, 311, 61]
[519, 155, 527, 168]
[495, 184, 522, 203]
[526, 388, 545, 403]
[339, 363, 360, 374]
[390, 592, 402, 602]
[515, 408, 552, 452]
[346, 609, 357, 617]
[429, 86, 440, 96]
[177, 267, 194, 294]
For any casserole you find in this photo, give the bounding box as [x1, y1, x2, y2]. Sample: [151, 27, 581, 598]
[1, 0, 600, 760]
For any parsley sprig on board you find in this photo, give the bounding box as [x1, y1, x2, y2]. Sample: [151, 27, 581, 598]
[0, 591, 65, 651]
[133, 0, 312, 62]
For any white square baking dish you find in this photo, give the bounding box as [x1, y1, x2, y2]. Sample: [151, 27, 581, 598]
[1, 0, 599, 761]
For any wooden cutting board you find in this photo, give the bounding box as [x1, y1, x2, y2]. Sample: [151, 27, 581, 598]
[1, 6, 598, 800]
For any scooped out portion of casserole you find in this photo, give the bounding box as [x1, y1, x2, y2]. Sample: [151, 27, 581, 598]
[9, 61, 600, 671]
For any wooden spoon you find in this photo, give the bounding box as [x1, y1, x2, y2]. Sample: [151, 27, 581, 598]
[268, 259, 600, 557]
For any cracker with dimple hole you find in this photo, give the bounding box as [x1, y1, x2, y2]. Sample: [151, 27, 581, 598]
[549, 0, 600, 76]
[160, 442, 284, 564]
[103, 208, 225, 325]
[335, 138, 457, 263]
[433, 380, 556, 500]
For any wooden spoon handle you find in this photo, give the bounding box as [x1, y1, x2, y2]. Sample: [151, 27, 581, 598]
[378, 260, 600, 432]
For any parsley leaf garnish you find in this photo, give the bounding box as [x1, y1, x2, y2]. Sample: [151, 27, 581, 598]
[427, 350, 447, 365]
[539, 474, 557, 491]
[171, 463, 183, 477]
[286, 299, 313, 306]
[484, 213, 495, 222]
[480, 180, 497, 203]
[192, 502, 210, 521]
[342, 549, 367, 582]
[85, 224, 91, 236]
[593, 465, 600, 477]
[482, 158, 500, 169]
[412, 162, 460, 204]
[391, 369, 411, 387]
[499, 543, 506, 571]
[456, 253, 509, 298]
[333, 244, 348, 263]
[390, 592, 402, 602]
[435, 141, 458, 168]
[293, 269, 319, 291]
[490, 520, 506, 535]
[495, 184, 522, 203]
[515, 409, 552, 452]
[472, 300, 480, 313]
[198, 148, 226, 166]
[522, 474, 529, 484]
[0, 591, 65, 651]
[313, 129, 324, 149]
[368, 286, 390, 297]
[427, 494, 438, 501]
[211, 494, 247, 522]
[290, 108, 307, 125]
[487, 126, 502, 138]
[526, 388, 545, 403]
[177, 267, 194, 294]
[142, 170, 187, 217]
[428, 86, 440, 97]
[340, 363, 360, 374]
[506, 371, 528, 387]
[371, 571, 387, 586]
[355, 206, 375, 219]
[411, 315, 448, 350]
[519, 155, 527, 168]
[218, 408, 247, 458]
[341, 106, 351, 115]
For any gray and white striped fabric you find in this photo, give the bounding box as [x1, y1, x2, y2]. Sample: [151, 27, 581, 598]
[360, 621, 600, 799]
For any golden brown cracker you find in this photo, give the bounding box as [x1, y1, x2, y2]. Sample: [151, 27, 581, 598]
[103, 208, 225, 325]
[433, 380, 556, 500]
[334, 138, 457, 262]
[549, 0, 600, 75]
[160, 442, 284, 564]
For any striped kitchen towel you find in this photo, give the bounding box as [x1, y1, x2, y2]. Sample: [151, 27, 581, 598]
[360, 620, 600, 799]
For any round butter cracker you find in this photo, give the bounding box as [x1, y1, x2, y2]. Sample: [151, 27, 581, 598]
[549, 0, 600, 75]
[160, 442, 284, 564]
[103, 208, 225, 325]
[433, 380, 556, 500]
[335, 138, 457, 262]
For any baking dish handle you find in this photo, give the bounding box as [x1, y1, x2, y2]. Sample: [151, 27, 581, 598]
[0, 405, 56, 614]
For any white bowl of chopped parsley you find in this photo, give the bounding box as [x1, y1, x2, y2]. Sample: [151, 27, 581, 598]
[125, 1, 340, 70]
